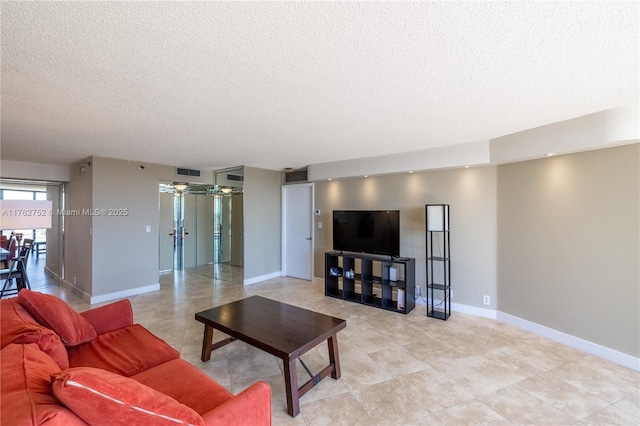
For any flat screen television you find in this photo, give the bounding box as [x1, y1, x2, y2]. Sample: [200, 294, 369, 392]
[332, 210, 400, 257]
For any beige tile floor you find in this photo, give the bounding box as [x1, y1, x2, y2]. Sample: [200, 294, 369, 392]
[28, 263, 640, 425]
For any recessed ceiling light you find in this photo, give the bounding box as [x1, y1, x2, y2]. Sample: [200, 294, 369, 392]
[464, 165, 470, 168]
[409, 171, 413, 174]
[546, 153, 554, 157]
[364, 175, 368, 178]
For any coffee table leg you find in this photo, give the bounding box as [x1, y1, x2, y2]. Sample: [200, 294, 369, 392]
[283, 357, 300, 417]
[201, 324, 214, 362]
[328, 334, 341, 379]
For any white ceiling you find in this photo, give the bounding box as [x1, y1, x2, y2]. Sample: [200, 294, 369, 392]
[1, 1, 638, 172]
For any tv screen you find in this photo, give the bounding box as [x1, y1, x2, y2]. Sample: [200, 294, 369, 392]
[333, 210, 400, 257]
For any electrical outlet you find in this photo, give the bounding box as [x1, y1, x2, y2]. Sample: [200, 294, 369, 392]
[73, 277, 77, 285]
[483, 295, 490, 305]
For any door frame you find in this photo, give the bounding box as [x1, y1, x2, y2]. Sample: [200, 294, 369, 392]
[281, 182, 314, 281]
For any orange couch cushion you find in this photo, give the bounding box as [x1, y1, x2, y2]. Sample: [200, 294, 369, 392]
[1, 298, 69, 369]
[132, 358, 233, 415]
[80, 299, 133, 335]
[18, 290, 97, 346]
[67, 324, 180, 377]
[201, 381, 272, 426]
[51, 367, 205, 426]
[1, 343, 86, 426]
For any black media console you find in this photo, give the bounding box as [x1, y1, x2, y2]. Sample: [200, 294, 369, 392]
[324, 251, 415, 314]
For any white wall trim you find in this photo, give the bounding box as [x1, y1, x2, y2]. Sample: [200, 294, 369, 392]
[60, 279, 92, 302]
[451, 302, 497, 319]
[89, 283, 160, 305]
[498, 311, 640, 372]
[412, 297, 638, 370]
[414, 297, 498, 319]
[0, 160, 70, 182]
[44, 266, 61, 282]
[490, 105, 640, 164]
[308, 140, 491, 181]
[243, 271, 282, 286]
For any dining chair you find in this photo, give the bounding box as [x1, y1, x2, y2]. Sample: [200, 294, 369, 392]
[0, 240, 33, 298]
[1, 236, 16, 269]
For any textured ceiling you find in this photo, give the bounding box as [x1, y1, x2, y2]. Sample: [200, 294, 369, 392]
[1, 1, 638, 171]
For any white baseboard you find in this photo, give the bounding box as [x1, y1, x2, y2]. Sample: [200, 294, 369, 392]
[452, 302, 497, 319]
[414, 297, 498, 319]
[318, 283, 639, 371]
[58, 280, 159, 305]
[497, 311, 640, 372]
[405, 294, 638, 371]
[89, 284, 160, 305]
[44, 266, 61, 282]
[60, 279, 92, 301]
[243, 271, 282, 286]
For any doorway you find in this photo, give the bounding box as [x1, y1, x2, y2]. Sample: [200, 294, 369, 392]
[0, 179, 65, 289]
[159, 183, 243, 281]
[282, 183, 313, 281]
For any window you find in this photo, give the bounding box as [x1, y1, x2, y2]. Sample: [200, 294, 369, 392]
[1, 188, 48, 240]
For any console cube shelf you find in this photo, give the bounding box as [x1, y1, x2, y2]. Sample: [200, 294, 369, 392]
[325, 251, 415, 314]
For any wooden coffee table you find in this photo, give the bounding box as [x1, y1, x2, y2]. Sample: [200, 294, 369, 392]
[195, 296, 346, 417]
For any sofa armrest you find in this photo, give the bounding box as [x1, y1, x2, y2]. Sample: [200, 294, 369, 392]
[80, 299, 133, 335]
[201, 381, 271, 426]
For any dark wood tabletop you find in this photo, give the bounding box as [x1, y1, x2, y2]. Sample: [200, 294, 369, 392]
[195, 295, 346, 360]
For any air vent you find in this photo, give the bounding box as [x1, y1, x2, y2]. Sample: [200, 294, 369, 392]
[285, 169, 308, 183]
[226, 174, 244, 182]
[176, 168, 201, 177]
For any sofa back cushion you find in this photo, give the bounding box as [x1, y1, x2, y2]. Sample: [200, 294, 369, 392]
[67, 324, 180, 377]
[1, 343, 86, 426]
[1, 298, 69, 369]
[51, 367, 204, 426]
[18, 290, 97, 346]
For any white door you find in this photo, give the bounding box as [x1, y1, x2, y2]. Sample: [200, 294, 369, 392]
[282, 183, 313, 280]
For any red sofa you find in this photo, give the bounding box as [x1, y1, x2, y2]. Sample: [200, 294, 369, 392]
[1, 290, 272, 425]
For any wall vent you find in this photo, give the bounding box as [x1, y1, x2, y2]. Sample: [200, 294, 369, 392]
[285, 169, 308, 183]
[176, 168, 201, 177]
[226, 174, 244, 182]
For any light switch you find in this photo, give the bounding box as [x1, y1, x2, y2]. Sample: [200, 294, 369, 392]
[146, 225, 151, 233]
[318, 222, 323, 229]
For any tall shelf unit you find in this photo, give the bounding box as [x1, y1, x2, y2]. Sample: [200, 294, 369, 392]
[325, 252, 415, 314]
[426, 204, 451, 320]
